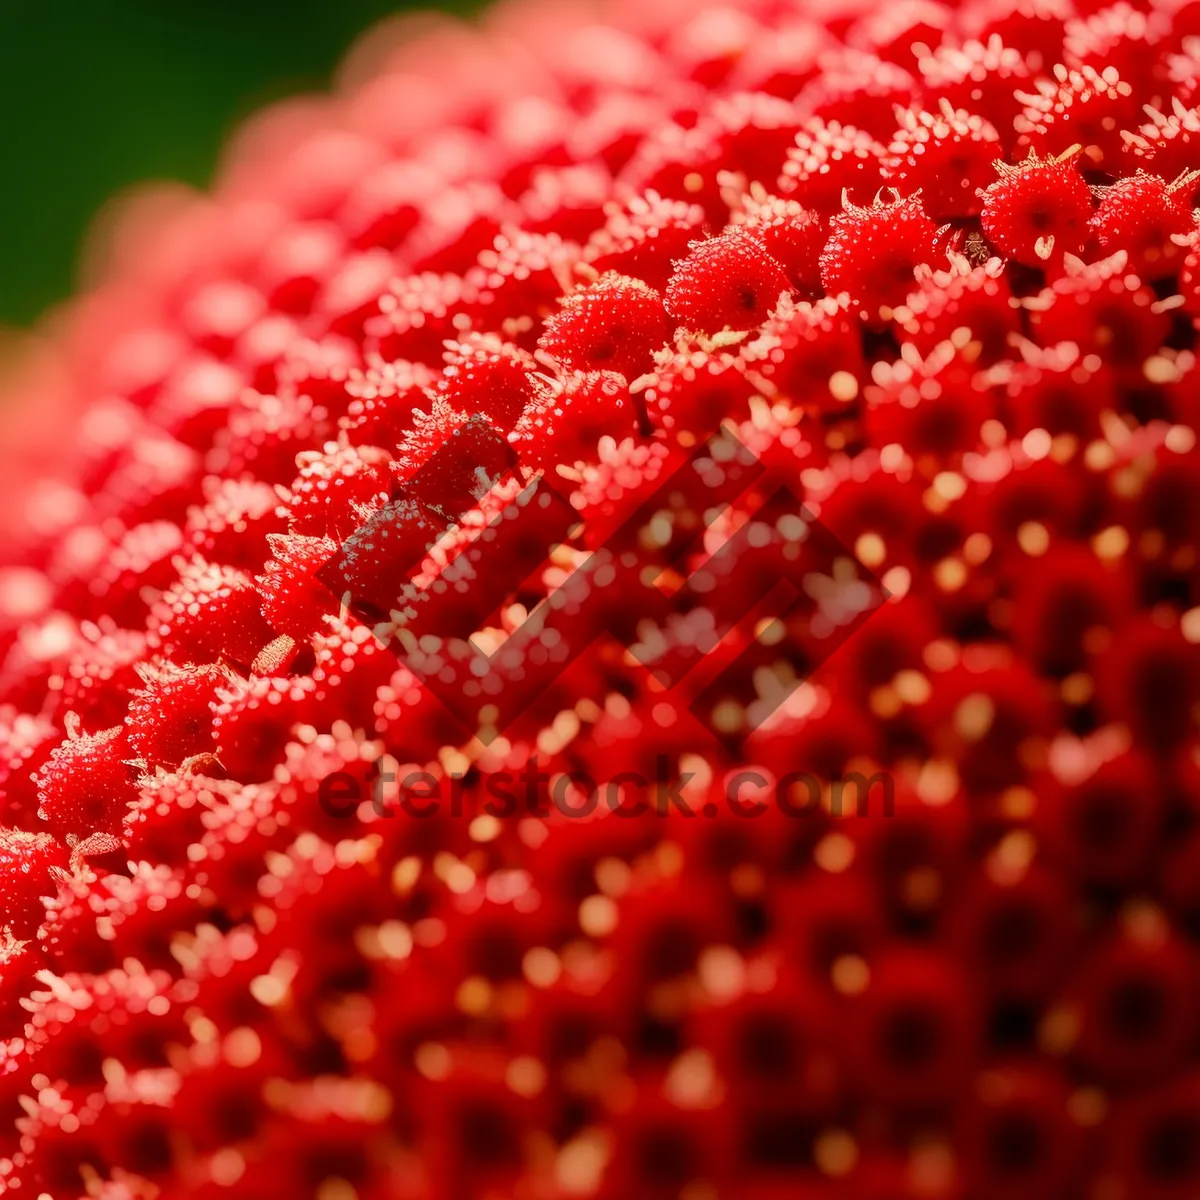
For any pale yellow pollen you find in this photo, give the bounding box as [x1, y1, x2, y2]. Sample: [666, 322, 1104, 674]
[595, 857, 633, 897]
[855, 532, 887, 567]
[963, 532, 992, 565]
[894, 669, 931, 705]
[987, 830, 1037, 884]
[910, 1139, 956, 1197]
[829, 370, 859, 401]
[1121, 899, 1169, 948]
[731, 863, 765, 898]
[917, 758, 960, 807]
[710, 699, 745, 734]
[1017, 521, 1050, 556]
[870, 685, 903, 719]
[815, 1129, 859, 1177]
[1143, 354, 1182, 384]
[657, 840, 685, 878]
[1050, 433, 1078, 462]
[456, 977, 492, 1016]
[1022, 428, 1052, 460]
[250, 974, 289, 1007]
[1181, 607, 1200, 644]
[377, 920, 413, 960]
[469, 814, 501, 842]
[1165, 424, 1196, 453]
[1039, 1005, 1081, 1055]
[981, 418, 1008, 446]
[316, 1179, 358, 1200]
[579, 894, 619, 938]
[506, 1056, 547, 1098]
[665, 1048, 720, 1108]
[224, 1027, 262, 1069]
[391, 856, 421, 894]
[445, 861, 477, 895]
[882, 565, 911, 598]
[814, 832, 855, 873]
[754, 616, 786, 645]
[934, 557, 967, 591]
[933, 471, 967, 501]
[1092, 525, 1129, 560]
[523, 947, 561, 988]
[831, 955, 870, 996]
[955, 692, 996, 742]
[555, 1135, 610, 1196]
[698, 946, 745, 1001]
[210, 1148, 246, 1187]
[1084, 439, 1116, 471]
[415, 1042, 451, 1081]
[999, 786, 1037, 820]
[923, 639, 959, 672]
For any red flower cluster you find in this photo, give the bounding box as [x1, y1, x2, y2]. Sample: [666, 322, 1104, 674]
[2, 0, 1200, 1195]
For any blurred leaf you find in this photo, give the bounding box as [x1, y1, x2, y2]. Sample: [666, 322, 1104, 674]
[0, 0, 476, 325]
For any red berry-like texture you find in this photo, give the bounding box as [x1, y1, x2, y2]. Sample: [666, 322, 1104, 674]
[0, 0, 1199, 1196]
[820, 187, 944, 310]
[980, 146, 1097, 264]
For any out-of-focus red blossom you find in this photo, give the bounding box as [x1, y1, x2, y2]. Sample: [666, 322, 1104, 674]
[0, 0, 1199, 1195]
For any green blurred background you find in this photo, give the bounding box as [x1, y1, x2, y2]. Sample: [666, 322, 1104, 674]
[0, 0, 474, 327]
